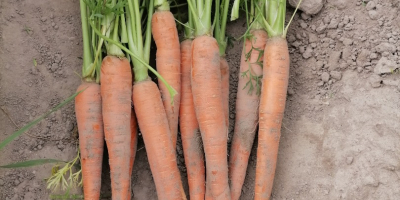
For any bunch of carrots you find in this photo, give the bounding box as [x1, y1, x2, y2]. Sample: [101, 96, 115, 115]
[74, 0, 301, 199]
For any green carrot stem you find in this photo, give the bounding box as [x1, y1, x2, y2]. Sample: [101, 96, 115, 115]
[107, 7, 124, 57]
[155, 0, 170, 11]
[80, 0, 94, 81]
[144, 0, 154, 64]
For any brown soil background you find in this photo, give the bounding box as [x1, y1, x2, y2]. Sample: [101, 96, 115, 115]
[1, 0, 400, 199]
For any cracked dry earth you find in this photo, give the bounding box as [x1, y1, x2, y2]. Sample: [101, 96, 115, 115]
[1, 0, 400, 199]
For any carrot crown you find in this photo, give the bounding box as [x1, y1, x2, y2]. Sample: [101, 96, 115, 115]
[232, 0, 302, 38]
[263, 0, 302, 38]
[155, 0, 170, 11]
[187, 0, 213, 37]
[79, 0, 96, 82]
[213, 0, 230, 56]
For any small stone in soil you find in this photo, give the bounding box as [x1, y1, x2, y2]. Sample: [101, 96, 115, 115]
[321, 72, 330, 83]
[330, 71, 342, 80]
[0, 179, 4, 186]
[346, 156, 354, 165]
[369, 75, 382, 88]
[368, 10, 379, 20]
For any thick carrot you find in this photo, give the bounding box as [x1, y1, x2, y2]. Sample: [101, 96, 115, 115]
[255, 37, 289, 199]
[179, 39, 206, 200]
[133, 80, 186, 200]
[127, 109, 138, 200]
[191, 35, 231, 199]
[152, 10, 181, 148]
[101, 56, 132, 200]
[229, 29, 267, 200]
[220, 57, 230, 129]
[75, 82, 104, 200]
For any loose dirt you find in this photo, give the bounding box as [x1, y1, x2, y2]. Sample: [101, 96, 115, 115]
[1, 0, 399, 199]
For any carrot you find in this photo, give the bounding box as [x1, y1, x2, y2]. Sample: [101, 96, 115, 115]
[152, 2, 181, 148]
[253, 0, 301, 199]
[76, 83, 104, 200]
[191, 35, 230, 199]
[220, 57, 230, 129]
[76, 2, 104, 199]
[126, 1, 186, 199]
[180, 39, 206, 200]
[101, 56, 132, 199]
[133, 80, 186, 199]
[187, 0, 231, 198]
[229, 29, 267, 200]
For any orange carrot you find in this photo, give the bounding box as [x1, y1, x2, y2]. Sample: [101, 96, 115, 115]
[75, 82, 104, 200]
[152, 10, 181, 148]
[191, 35, 231, 199]
[229, 29, 268, 200]
[255, 37, 289, 199]
[101, 56, 132, 200]
[127, 109, 138, 200]
[220, 57, 230, 129]
[179, 39, 206, 200]
[133, 80, 186, 200]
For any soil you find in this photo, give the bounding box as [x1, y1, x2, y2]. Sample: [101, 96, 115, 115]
[1, 0, 400, 200]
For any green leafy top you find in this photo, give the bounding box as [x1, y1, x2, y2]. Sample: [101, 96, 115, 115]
[187, 0, 213, 37]
[213, 0, 230, 56]
[231, 0, 303, 38]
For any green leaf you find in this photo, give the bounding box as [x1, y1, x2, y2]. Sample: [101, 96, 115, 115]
[33, 59, 37, 67]
[0, 90, 83, 151]
[0, 159, 65, 168]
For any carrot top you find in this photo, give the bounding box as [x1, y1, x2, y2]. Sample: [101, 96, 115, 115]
[231, 0, 302, 38]
[87, 0, 177, 101]
[80, 0, 97, 82]
[262, 0, 302, 38]
[187, 0, 213, 37]
[213, 0, 230, 56]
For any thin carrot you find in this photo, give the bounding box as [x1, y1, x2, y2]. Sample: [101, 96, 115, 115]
[180, 38, 206, 199]
[220, 57, 230, 129]
[152, 0, 181, 148]
[76, 1, 104, 199]
[228, 1, 268, 198]
[133, 80, 186, 200]
[254, 0, 301, 199]
[229, 29, 267, 200]
[76, 83, 104, 200]
[127, 109, 138, 200]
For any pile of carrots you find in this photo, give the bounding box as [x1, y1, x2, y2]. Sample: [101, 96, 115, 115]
[75, 0, 301, 199]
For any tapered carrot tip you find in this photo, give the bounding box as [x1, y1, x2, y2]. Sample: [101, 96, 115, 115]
[76, 82, 104, 200]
